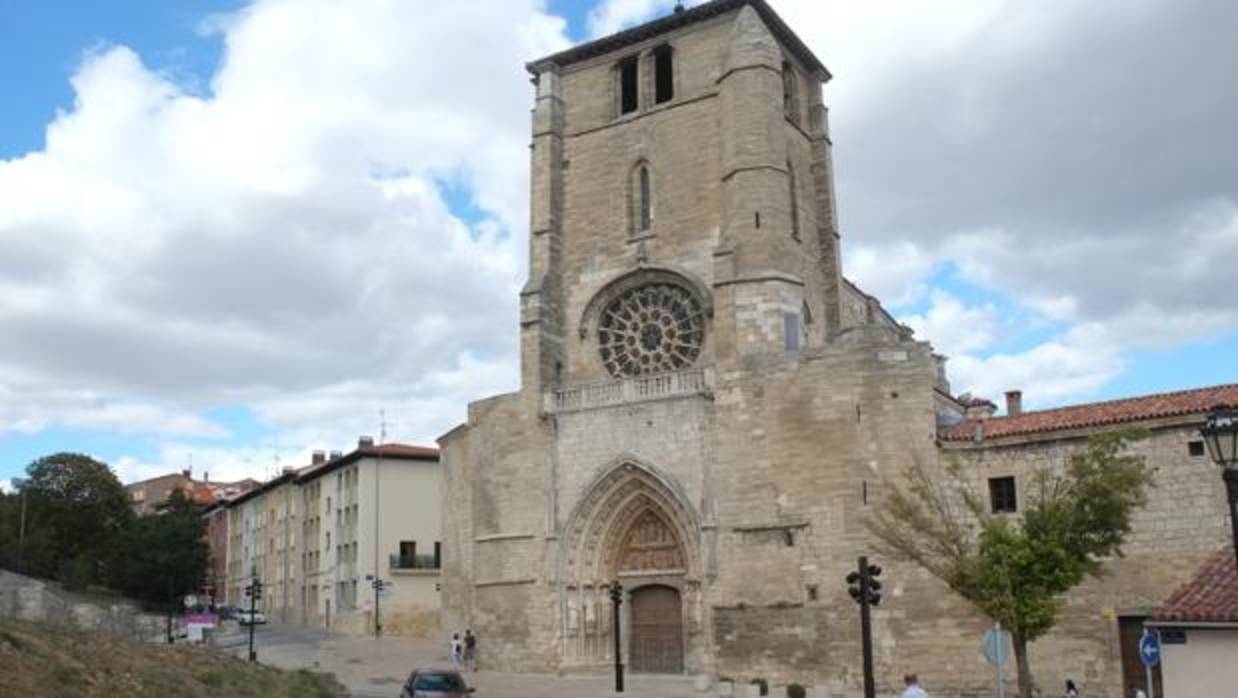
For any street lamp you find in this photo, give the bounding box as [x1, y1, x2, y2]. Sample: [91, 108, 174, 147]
[608, 580, 624, 693]
[1200, 404, 1238, 566]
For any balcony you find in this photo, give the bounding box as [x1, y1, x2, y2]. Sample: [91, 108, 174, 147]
[389, 553, 440, 571]
[545, 367, 712, 414]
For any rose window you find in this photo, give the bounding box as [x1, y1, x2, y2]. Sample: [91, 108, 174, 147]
[598, 283, 704, 377]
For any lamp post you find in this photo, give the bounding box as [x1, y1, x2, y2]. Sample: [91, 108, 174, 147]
[245, 571, 264, 662]
[1200, 404, 1238, 566]
[608, 580, 624, 693]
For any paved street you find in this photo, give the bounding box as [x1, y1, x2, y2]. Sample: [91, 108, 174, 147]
[217, 623, 703, 698]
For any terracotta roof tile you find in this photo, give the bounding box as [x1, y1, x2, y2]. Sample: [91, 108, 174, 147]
[940, 383, 1238, 442]
[1153, 549, 1238, 623]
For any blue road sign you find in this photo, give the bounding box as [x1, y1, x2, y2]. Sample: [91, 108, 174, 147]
[982, 626, 1011, 667]
[1139, 629, 1161, 667]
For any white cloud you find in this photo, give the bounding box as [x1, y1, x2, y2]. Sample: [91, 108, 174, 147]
[790, 0, 1238, 405]
[587, 0, 708, 39]
[898, 291, 1000, 357]
[0, 479, 12, 494]
[947, 323, 1125, 409]
[3, 0, 1235, 470]
[844, 241, 937, 308]
[0, 1, 571, 463]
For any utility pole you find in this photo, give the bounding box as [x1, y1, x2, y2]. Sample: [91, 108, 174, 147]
[166, 575, 175, 644]
[373, 409, 386, 637]
[846, 556, 883, 698]
[371, 578, 387, 637]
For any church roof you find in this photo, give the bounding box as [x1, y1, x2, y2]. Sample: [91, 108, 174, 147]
[1152, 548, 1238, 624]
[939, 383, 1238, 442]
[528, 0, 830, 81]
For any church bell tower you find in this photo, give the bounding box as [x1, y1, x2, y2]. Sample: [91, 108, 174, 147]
[521, 0, 844, 396]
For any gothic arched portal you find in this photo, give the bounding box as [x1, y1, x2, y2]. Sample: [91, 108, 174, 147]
[557, 459, 701, 673]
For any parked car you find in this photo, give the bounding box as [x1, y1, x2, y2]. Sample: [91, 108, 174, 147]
[400, 670, 475, 698]
[236, 609, 266, 625]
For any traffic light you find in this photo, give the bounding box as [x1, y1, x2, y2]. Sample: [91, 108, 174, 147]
[845, 564, 881, 606]
[846, 557, 882, 698]
[866, 564, 882, 606]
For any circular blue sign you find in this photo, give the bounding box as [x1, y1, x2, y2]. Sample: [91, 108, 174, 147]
[1139, 629, 1161, 667]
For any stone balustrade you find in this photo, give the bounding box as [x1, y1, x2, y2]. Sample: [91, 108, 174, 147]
[546, 368, 713, 413]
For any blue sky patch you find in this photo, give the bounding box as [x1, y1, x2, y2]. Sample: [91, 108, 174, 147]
[0, 0, 241, 159]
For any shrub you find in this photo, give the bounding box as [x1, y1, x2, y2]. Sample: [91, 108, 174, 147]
[750, 677, 769, 696]
[786, 683, 806, 698]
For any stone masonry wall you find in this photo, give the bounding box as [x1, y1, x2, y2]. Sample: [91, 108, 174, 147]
[938, 424, 1230, 697]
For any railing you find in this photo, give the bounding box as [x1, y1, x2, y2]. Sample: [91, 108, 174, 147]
[389, 554, 440, 571]
[546, 367, 712, 413]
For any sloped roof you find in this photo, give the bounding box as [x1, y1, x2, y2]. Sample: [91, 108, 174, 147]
[528, 0, 830, 81]
[294, 442, 439, 486]
[1153, 548, 1238, 623]
[940, 383, 1238, 442]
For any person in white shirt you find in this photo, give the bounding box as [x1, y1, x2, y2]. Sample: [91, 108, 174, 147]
[900, 673, 929, 698]
[450, 633, 462, 669]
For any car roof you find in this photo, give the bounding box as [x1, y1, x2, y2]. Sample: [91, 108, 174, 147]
[410, 669, 462, 676]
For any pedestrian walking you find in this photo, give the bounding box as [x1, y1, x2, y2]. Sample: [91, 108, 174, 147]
[463, 628, 477, 671]
[1065, 679, 1079, 697]
[900, 673, 929, 698]
[450, 633, 462, 669]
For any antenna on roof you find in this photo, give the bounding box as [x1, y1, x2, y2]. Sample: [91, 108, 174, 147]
[379, 408, 388, 446]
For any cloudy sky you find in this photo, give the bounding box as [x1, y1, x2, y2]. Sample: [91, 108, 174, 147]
[1, 0, 1235, 488]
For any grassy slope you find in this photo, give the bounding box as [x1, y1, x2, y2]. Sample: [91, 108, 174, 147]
[0, 618, 348, 698]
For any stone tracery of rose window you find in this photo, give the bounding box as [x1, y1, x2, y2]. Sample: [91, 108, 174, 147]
[597, 283, 704, 377]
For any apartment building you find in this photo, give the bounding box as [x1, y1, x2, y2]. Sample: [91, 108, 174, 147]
[207, 440, 440, 635]
[297, 439, 442, 636]
[202, 502, 229, 606]
[260, 470, 301, 623]
[225, 489, 261, 607]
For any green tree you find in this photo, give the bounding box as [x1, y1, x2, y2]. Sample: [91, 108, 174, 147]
[108, 488, 209, 608]
[17, 453, 132, 587]
[868, 431, 1154, 697]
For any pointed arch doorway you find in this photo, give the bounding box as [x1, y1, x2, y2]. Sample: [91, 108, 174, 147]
[630, 584, 684, 673]
[559, 459, 702, 675]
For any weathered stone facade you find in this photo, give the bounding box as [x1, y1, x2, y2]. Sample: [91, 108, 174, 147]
[443, 0, 940, 687]
[940, 410, 1232, 697]
[439, 2, 1232, 696]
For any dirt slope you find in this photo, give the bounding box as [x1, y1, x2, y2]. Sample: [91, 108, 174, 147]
[0, 617, 349, 698]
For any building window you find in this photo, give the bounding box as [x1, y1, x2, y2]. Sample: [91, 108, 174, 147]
[989, 476, 1017, 513]
[654, 45, 674, 104]
[1188, 440, 1205, 457]
[637, 165, 652, 232]
[784, 312, 801, 353]
[398, 541, 417, 568]
[788, 160, 800, 240]
[782, 60, 800, 124]
[619, 56, 639, 115]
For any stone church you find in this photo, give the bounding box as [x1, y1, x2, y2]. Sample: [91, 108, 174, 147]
[439, 1, 1233, 695]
